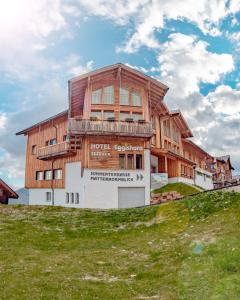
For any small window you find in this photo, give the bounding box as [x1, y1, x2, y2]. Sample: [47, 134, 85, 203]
[32, 145, 37, 155]
[75, 193, 79, 204]
[46, 139, 57, 146]
[127, 154, 134, 169]
[119, 154, 125, 169]
[44, 170, 52, 180]
[53, 169, 62, 180]
[136, 154, 143, 169]
[132, 93, 142, 106]
[71, 193, 74, 204]
[103, 110, 114, 120]
[103, 86, 114, 104]
[66, 193, 69, 204]
[90, 110, 102, 119]
[92, 89, 102, 104]
[119, 88, 129, 105]
[36, 171, 43, 181]
[132, 113, 143, 121]
[46, 192, 51, 202]
[63, 135, 67, 142]
[120, 111, 130, 121]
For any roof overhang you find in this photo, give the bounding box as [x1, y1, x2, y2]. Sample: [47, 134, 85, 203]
[0, 179, 18, 199]
[16, 110, 68, 136]
[170, 110, 193, 138]
[151, 148, 196, 166]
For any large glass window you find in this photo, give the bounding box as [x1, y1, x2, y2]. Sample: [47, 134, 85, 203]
[103, 86, 114, 104]
[53, 169, 62, 180]
[44, 170, 52, 180]
[36, 171, 43, 181]
[90, 110, 102, 119]
[103, 110, 114, 120]
[92, 88, 101, 104]
[136, 154, 143, 169]
[132, 92, 142, 106]
[132, 112, 143, 121]
[119, 88, 129, 105]
[120, 111, 130, 121]
[127, 154, 134, 169]
[119, 154, 125, 169]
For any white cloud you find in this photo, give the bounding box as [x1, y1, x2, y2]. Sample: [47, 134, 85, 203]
[206, 85, 240, 115]
[158, 33, 234, 100]
[77, 0, 240, 53]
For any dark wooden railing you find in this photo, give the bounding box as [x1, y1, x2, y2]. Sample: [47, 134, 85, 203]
[68, 119, 153, 138]
[37, 142, 72, 160]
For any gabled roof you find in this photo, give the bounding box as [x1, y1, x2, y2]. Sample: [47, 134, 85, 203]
[69, 63, 169, 91]
[16, 110, 68, 136]
[0, 179, 18, 199]
[183, 139, 213, 158]
[216, 155, 234, 170]
[170, 110, 193, 138]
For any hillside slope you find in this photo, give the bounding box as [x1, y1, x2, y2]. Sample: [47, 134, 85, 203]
[152, 182, 202, 196]
[1, 191, 240, 299]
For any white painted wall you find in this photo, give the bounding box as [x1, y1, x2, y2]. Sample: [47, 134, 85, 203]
[168, 177, 194, 185]
[29, 150, 151, 209]
[195, 167, 213, 190]
[83, 149, 151, 208]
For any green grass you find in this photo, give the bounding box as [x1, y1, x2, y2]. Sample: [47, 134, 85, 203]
[1, 191, 240, 299]
[153, 182, 202, 196]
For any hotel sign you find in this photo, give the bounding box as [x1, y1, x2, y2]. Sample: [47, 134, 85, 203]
[90, 143, 143, 157]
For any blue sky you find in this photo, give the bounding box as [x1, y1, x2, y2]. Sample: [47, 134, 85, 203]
[0, 0, 240, 188]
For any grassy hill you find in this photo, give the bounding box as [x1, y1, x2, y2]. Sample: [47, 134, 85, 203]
[152, 182, 202, 196]
[1, 191, 240, 299]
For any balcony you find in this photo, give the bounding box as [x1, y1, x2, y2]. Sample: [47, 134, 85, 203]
[37, 141, 75, 160]
[68, 118, 153, 138]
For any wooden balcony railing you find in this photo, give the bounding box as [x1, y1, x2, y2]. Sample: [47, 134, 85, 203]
[68, 119, 153, 138]
[37, 141, 73, 160]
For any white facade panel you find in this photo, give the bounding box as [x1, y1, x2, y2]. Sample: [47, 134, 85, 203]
[28, 150, 151, 209]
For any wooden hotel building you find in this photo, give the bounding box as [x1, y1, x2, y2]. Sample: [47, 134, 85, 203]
[17, 64, 232, 208]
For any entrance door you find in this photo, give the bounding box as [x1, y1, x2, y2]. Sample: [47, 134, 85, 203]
[118, 187, 145, 208]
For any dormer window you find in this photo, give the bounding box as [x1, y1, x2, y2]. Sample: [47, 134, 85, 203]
[132, 92, 142, 106]
[91, 86, 114, 105]
[92, 88, 101, 104]
[120, 88, 129, 105]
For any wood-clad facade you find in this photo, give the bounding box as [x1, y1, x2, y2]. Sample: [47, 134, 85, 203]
[17, 63, 234, 208]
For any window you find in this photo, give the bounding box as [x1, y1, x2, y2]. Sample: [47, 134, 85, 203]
[66, 193, 69, 204]
[132, 92, 142, 106]
[75, 193, 79, 204]
[46, 192, 51, 202]
[36, 171, 43, 181]
[103, 86, 114, 104]
[71, 193, 74, 204]
[119, 88, 129, 105]
[92, 88, 101, 104]
[90, 110, 102, 119]
[119, 154, 125, 169]
[136, 154, 143, 169]
[44, 170, 52, 180]
[120, 111, 130, 121]
[127, 154, 134, 169]
[63, 135, 68, 142]
[103, 110, 114, 120]
[132, 112, 143, 121]
[46, 138, 57, 146]
[53, 169, 62, 180]
[32, 145, 37, 155]
[163, 119, 171, 137]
